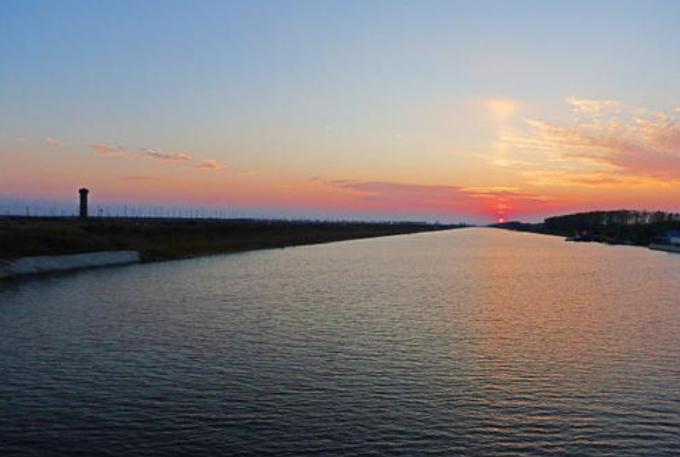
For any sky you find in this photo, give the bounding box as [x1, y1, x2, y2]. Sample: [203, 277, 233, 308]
[1, 0, 679, 223]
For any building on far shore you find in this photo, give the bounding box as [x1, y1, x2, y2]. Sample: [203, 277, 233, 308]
[663, 230, 680, 246]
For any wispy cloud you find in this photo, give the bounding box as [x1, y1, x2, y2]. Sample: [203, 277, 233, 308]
[142, 149, 192, 162]
[461, 186, 521, 194]
[564, 97, 623, 114]
[45, 137, 61, 146]
[92, 143, 132, 157]
[498, 98, 680, 185]
[193, 159, 225, 170]
[91, 142, 195, 164]
[522, 170, 670, 189]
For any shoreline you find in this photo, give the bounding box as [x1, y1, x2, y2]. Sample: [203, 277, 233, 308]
[0, 217, 462, 279]
[494, 226, 680, 255]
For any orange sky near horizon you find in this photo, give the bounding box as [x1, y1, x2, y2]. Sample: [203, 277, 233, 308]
[4, 96, 678, 223]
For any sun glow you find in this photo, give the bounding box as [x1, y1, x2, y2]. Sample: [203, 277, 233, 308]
[484, 98, 517, 123]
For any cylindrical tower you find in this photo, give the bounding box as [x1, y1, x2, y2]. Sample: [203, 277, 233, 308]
[79, 188, 89, 219]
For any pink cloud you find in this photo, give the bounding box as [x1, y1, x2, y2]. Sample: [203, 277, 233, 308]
[564, 97, 623, 114]
[142, 149, 192, 162]
[501, 99, 680, 184]
[91, 143, 132, 157]
[91, 143, 192, 163]
[193, 159, 226, 170]
[523, 170, 668, 188]
[45, 137, 61, 146]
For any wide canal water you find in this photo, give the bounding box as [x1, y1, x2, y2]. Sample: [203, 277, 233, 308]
[2, 228, 680, 455]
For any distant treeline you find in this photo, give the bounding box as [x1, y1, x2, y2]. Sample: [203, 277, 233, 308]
[544, 210, 680, 230]
[495, 210, 680, 246]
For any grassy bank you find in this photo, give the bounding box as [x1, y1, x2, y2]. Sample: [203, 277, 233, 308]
[0, 217, 461, 261]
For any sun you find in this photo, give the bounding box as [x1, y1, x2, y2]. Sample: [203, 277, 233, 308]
[497, 217, 505, 223]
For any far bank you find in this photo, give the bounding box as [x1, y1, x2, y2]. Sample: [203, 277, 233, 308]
[493, 209, 680, 252]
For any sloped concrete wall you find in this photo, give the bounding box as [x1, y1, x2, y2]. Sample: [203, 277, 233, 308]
[0, 251, 141, 278]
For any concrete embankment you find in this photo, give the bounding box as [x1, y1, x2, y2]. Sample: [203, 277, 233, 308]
[0, 251, 141, 279]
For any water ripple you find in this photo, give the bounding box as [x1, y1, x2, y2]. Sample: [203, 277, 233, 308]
[2, 229, 680, 455]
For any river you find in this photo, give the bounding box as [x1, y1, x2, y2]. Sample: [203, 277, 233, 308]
[2, 228, 680, 456]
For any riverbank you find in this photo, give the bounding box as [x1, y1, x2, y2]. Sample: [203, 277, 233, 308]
[493, 210, 680, 249]
[0, 217, 461, 276]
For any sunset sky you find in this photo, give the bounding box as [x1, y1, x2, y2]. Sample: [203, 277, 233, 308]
[2, 0, 679, 223]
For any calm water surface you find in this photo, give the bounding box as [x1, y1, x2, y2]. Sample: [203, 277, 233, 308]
[2, 228, 680, 456]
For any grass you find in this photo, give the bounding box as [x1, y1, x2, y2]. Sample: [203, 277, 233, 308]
[0, 217, 461, 261]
